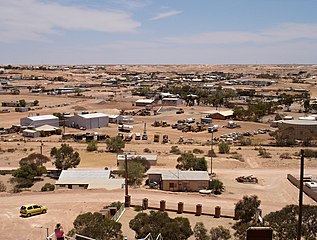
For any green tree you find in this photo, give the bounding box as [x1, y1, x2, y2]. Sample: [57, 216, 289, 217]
[19, 153, 50, 176]
[11, 165, 35, 188]
[210, 226, 231, 240]
[209, 179, 225, 194]
[176, 152, 196, 170]
[69, 212, 124, 240]
[50, 144, 80, 170]
[129, 211, 193, 240]
[218, 142, 230, 154]
[264, 204, 317, 240]
[0, 181, 6, 192]
[193, 222, 209, 240]
[87, 140, 98, 152]
[19, 99, 26, 107]
[119, 161, 145, 186]
[235, 195, 261, 223]
[194, 157, 207, 171]
[105, 137, 125, 153]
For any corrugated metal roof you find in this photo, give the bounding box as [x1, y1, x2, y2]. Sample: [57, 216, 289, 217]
[35, 124, 59, 131]
[79, 113, 108, 119]
[27, 115, 58, 121]
[117, 154, 157, 161]
[280, 120, 317, 126]
[136, 99, 154, 103]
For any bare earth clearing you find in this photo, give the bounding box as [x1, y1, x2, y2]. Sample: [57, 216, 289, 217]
[0, 65, 316, 239]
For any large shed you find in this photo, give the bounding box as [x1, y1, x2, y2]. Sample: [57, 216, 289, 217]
[20, 115, 59, 128]
[69, 113, 109, 129]
[201, 110, 234, 120]
[117, 154, 158, 166]
[278, 120, 317, 141]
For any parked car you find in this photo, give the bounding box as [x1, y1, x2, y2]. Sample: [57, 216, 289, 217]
[20, 204, 47, 217]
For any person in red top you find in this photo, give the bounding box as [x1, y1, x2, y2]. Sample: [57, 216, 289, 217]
[54, 223, 64, 240]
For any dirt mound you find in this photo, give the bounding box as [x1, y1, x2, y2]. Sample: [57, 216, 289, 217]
[72, 106, 87, 111]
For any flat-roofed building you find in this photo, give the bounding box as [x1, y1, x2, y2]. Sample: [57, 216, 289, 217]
[20, 115, 59, 128]
[147, 170, 209, 192]
[117, 154, 157, 166]
[55, 169, 124, 190]
[135, 99, 154, 107]
[69, 113, 109, 129]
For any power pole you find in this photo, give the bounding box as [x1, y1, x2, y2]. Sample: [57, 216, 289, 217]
[210, 131, 214, 175]
[297, 149, 304, 240]
[40, 141, 43, 155]
[124, 153, 130, 207]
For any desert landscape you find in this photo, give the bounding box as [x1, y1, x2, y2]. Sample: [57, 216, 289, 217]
[0, 64, 316, 239]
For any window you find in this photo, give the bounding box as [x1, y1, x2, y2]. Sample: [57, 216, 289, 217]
[27, 206, 33, 210]
[33, 205, 40, 209]
[169, 183, 174, 188]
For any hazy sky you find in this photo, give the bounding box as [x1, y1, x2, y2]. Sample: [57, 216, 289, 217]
[1, 0, 317, 64]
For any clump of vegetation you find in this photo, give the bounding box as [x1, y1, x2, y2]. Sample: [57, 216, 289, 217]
[7, 148, 16, 153]
[193, 148, 204, 154]
[106, 201, 122, 211]
[41, 183, 55, 192]
[207, 149, 217, 157]
[303, 149, 317, 158]
[143, 148, 152, 153]
[240, 138, 252, 146]
[230, 153, 245, 162]
[0, 181, 6, 192]
[176, 152, 207, 171]
[280, 153, 292, 159]
[258, 147, 272, 158]
[218, 142, 230, 154]
[86, 140, 98, 152]
[209, 179, 225, 194]
[134, 205, 143, 212]
[170, 146, 181, 155]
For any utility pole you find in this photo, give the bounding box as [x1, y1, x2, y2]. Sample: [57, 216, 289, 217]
[210, 131, 214, 175]
[124, 153, 130, 207]
[40, 141, 43, 155]
[297, 149, 304, 240]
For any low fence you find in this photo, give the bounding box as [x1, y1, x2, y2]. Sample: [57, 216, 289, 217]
[287, 174, 317, 202]
[127, 196, 237, 219]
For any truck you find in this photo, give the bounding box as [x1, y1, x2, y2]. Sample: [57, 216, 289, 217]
[135, 132, 141, 140]
[118, 124, 133, 132]
[208, 124, 219, 133]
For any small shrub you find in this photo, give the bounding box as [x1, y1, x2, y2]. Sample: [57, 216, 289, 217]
[7, 148, 16, 153]
[258, 147, 272, 158]
[86, 140, 98, 152]
[143, 148, 152, 153]
[0, 181, 6, 192]
[240, 138, 252, 146]
[304, 149, 317, 158]
[134, 205, 143, 212]
[218, 142, 230, 154]
[107, 201, 123, 211]
[23, 148, 28, 152]
[207, 149, 217, 157]
[12, 186, 22, 193]
[170, 146, 181, 155]
[29, 148, 34, 151]
[280, 153, 292, 159]
[41, 183, 55, 192]
[230, 153, 244, 162]
[193, 148, 204, 154]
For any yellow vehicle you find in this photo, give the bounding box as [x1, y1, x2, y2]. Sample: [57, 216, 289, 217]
[20, 204, 48, 217]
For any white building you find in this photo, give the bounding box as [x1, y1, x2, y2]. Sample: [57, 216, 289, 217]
[20, 115, 59, 128]
[135, 99, 154, 107]
[69, 113, 109, 129]
[117, 154, 158, 166]
[55, 169, 124, 190]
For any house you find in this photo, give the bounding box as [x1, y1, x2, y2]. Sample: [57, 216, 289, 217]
[147, 170, 210, 192]
[201, 110, 234, 120]
[35, 124, 60, 136]
[20, 115, 59, 128]
[117, 154, 157, 166]
[55, 169, 124, 190]
[135, 99, 154, 107]
[161, 97, 182, 106]
[108, 115, 134, 124]
[69, 113, 109, 129]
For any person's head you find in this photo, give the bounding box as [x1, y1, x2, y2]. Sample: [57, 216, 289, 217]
[56, 223, 61, 229]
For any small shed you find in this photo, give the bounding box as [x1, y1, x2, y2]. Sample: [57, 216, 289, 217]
[117, 154, 157, 166]
[135, 99, 154, 107]
[22, 129, 40, 138]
